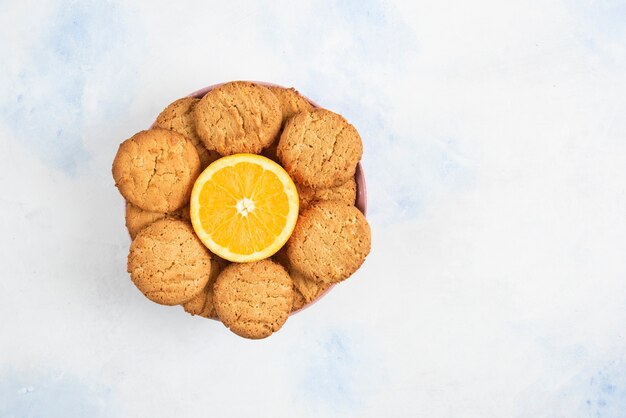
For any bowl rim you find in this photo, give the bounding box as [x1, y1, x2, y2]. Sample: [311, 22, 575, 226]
[165, 81, 367, 316]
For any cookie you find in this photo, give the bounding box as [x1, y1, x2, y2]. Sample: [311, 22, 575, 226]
[182, 255, 225, 319]
[125, 202, 190, 239]
[286, 201, 371, 284]
[112, 129, 201, 212]
[277, 109, 363, 188]
[275, 246, 332, 311]
[291, 268, 331, 311]
[291, 287, 306, 312]
[268, 86, 313, 127]
[262, 87, 312, 162]
[155, 97, 221, 168]
[213, 260, 293, 339]
[260, 140, 281, 163]
[194, 81, 281, 155]
[297, 177, 357, 210]
[272, 246, 290, 270]
[127, 219, 212, 305]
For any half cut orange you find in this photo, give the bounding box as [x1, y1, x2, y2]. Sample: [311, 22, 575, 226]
[190, 154, 299, 262]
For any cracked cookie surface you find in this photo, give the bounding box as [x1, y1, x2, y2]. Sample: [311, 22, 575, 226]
[112, 128, 201, 212]
[268, 86, 313, 127]
[193, 81, 281, 155]
[182, 254, 226, 319]
[262, 86, 313, 162]
[277, 109, 362, 188]
[213, 259, 293, 339]
[290, 268, 331, 312]
[296, 177, 357, 210]
[125, 202, 190, 239]
[127, 219, 212, 305]
[155, 97, 221, 168]
[286, 201, 371, 284]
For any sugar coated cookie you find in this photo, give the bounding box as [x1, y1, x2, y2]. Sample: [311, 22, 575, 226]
[127, 219, 212, 305]
[112, 128, 201, 212]
[287, 201, 370, 284]
[155, 97, 221, 167]
[213, 259, 293, 339]
[277, 109, 362, 188]
[194, 81, 281, 155]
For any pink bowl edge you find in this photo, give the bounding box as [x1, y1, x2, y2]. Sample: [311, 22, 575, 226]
[185, 81, 367, 316]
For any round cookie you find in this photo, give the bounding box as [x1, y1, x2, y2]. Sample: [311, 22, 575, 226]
[277, 109, 363, 188]
[155, 97, 221, 168]
[112, 129, 201, 212]
[127, 219, 212, 305]
[291, 287, 306, 312]
[213, 260, 293, 339]
[262, 87, 313, 162]
[272, 246, 290, 270]
[194, 81, 282, 155]
[287, 201, 371, 284]
[267, 86, 313, 127]
[296, 177, 357, 210]
[125, 202, 190, 239]
[290, 268, 331, 311]
[182, 255, 225, 319]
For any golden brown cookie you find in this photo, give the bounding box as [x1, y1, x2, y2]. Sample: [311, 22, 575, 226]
[287, 201, 371, 284]
[290, 268, 332, 303]
[272, 246, 290, 270]
[291, 287, 306, 312]
[262, 87, 312, 162]
[268, 86, 313, 127]
[124, 202, 190, 239]
[273, 246, 331, 306]
[213, 260, 293, 339]
[112, 129, 201, 212]
[154, 97, 221, 168]
[297, 177, 357, 210]
[277, 109, 363, 188]
[182, 255, 224, 319]
[194, 81, 282, 155]
[127, 219, 212, 305]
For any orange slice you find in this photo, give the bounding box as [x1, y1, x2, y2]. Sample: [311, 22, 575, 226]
[190, 154, 299, 262]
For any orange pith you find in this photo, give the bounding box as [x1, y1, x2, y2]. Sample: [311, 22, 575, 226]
[190, 154, 299, 262]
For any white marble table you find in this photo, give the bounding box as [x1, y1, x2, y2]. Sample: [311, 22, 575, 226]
[1, 1, 626, 416]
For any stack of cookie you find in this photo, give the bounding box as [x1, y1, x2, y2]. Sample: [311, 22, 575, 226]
[112, 81, 371, 339]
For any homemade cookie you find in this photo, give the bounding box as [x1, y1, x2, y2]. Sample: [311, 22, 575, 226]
[287, 201, 371, 284]
[273, 247, 331, 306]
[272, 246, 290, 270]
[262, 87, 312, 162]
[297, 177, 357, 210]
[268, 86, 313, 127]
[277, 109, 362, 188]
[127, 219, 212, 305]
[291, 288, 306, 312]
[125, 202, 190, 239]
[112, 129, 201, 212]
[290, 268, 332, 303]
[274, 246, 331, 311]
[155, 97, 221, 167]
[194, 81, 281, 155]
[213, 260, 293, 339]
[182, 255, 224, 319]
